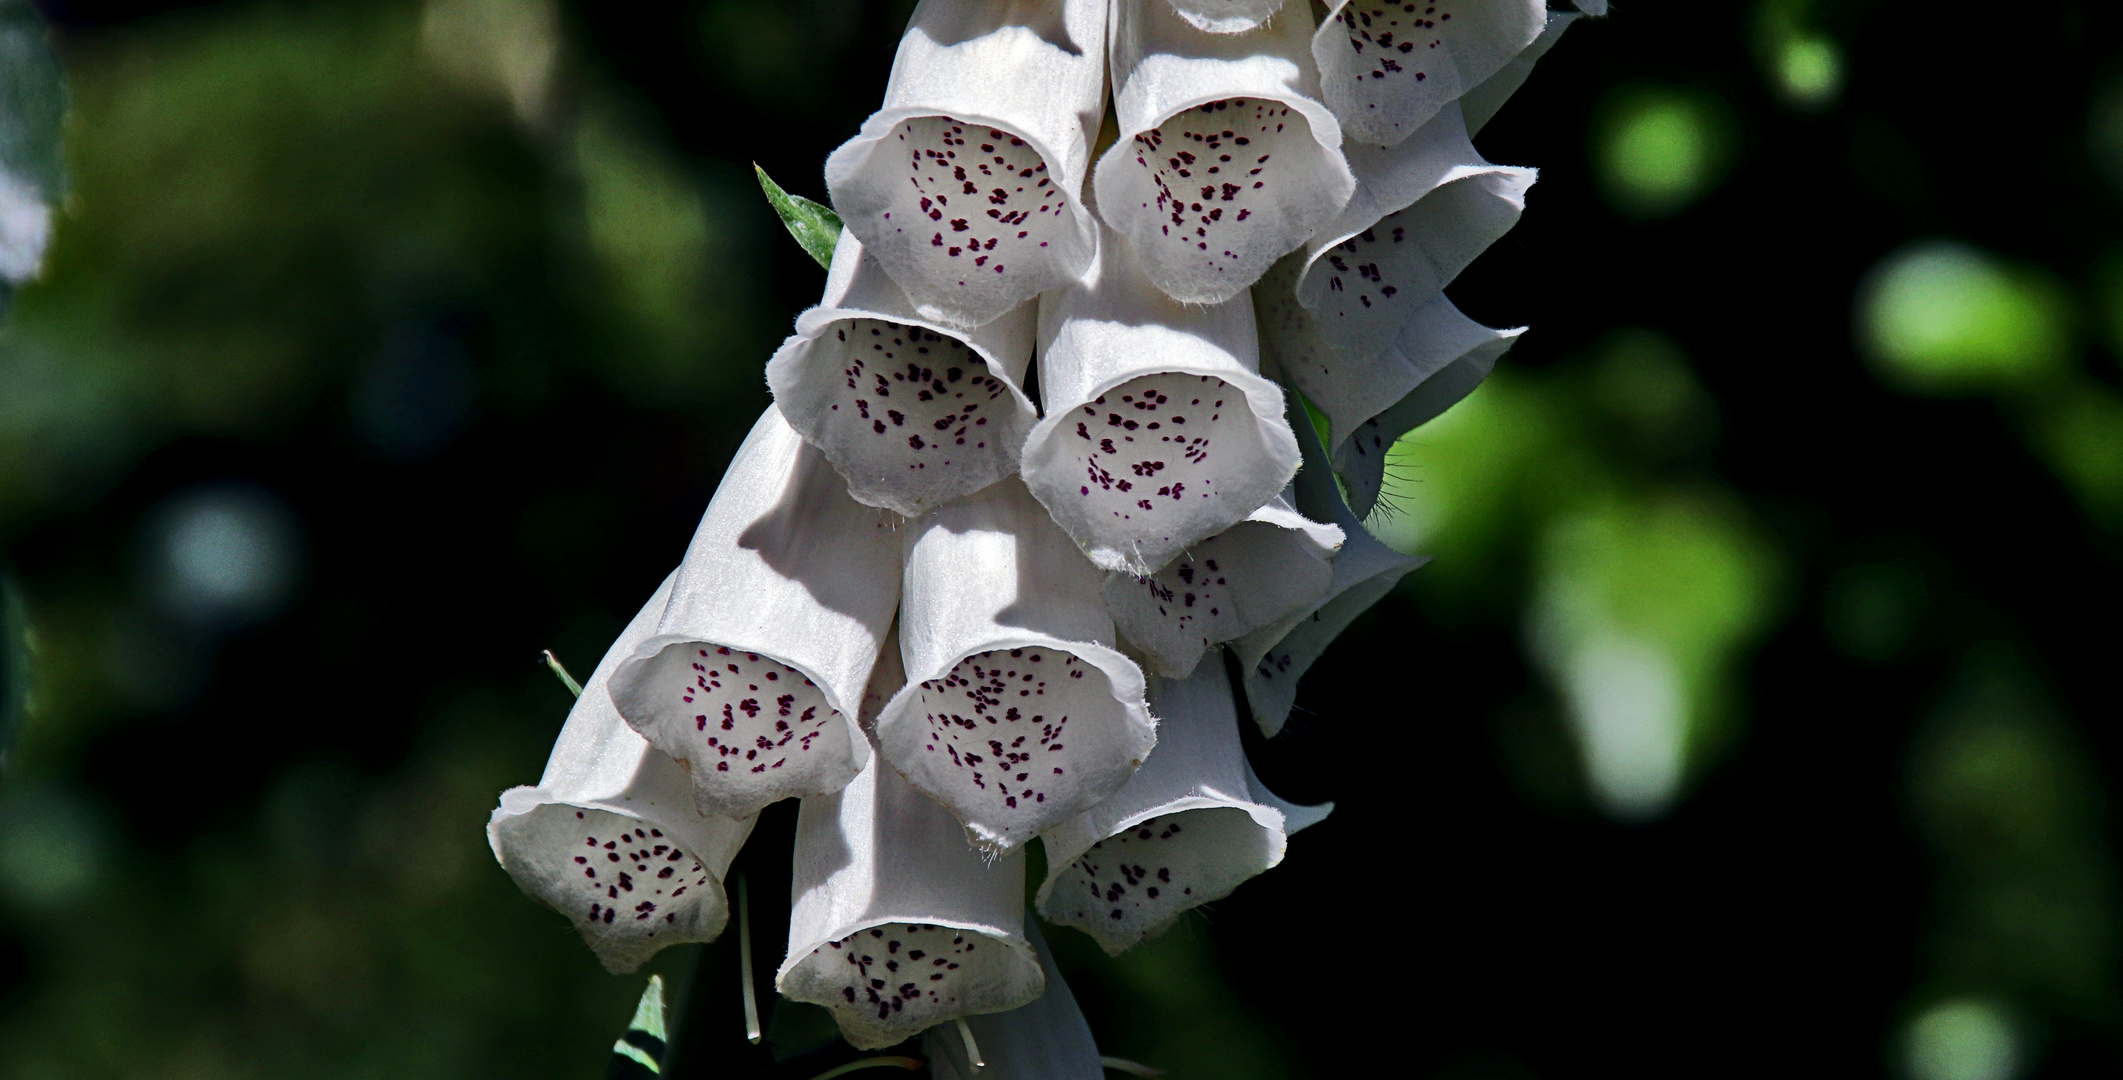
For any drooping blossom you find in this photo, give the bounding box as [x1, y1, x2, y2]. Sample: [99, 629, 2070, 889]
[922, 919, 1104, 1080]
[1311, 0, 1547, 146]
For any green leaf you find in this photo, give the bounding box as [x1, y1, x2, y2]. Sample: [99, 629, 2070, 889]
[608, 974, 669, 1079]
[0, 0, 66, 318]
[755, 164, 840, 270]
[0, 568, 26, 774]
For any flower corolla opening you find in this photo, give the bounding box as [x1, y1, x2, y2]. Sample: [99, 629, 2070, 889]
[922, 918, 1105, 1080]
[1312, 0, 1547, 146]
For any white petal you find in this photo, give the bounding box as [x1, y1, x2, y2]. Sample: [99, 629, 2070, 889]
[1329, 298, 1518, 516]
[488, 572, 757, 974]
[1460, 10, 1581, 137]
[878, 478, 1158, 854]
[1312, 0, 1546, 146]
[1165, 0, 1286, 35]
[1022, 229, 1300, 576]
[778, 754, 1044, 1050]
[770, 231, 1039, 517]
[609, 409, 900, 819]
[1292, 104, 1533, 360]
[1574, 0, 1608, 16]
[823, 0, 1108, 328]
[1037, 664, 1322, 955]
[1235, 403, 1426, 736]
[923, 919, 1103, 1080]
[1097, 0, 1355, 305]
[1102, 492, 1342, 678]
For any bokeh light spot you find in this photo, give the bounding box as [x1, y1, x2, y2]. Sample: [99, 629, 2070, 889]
[1857, 242, 2070, 394]
[1593, 86, 1731, 218]
[1905, 1000, 2019, 1080]
[143, 483, 303, 628]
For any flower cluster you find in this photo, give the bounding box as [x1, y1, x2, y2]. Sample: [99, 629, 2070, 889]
[489, 0, 1591, 1064]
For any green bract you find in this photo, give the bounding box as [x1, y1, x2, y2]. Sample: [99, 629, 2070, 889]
[755, 164, 841, 271]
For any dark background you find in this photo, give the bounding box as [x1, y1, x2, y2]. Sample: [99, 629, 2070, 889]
[1, 0, 2120, 1077]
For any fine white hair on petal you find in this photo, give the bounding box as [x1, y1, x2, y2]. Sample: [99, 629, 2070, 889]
[1165, 0, 1286, 35]
[1101, 492, 1342, 678]
[608, 408, 901, 820]
[923, 919, 1103, 1080]
[877, 477, 1158, 854]
[1097, 0, 1355, 305]
[769, 231, 1039, 518]
[489, 572, 758, 975]
[1236, 399, 1426, 737]
[823, 0, 1108, 328]
[1312, 0, 1546, 147]
[778, 753, 1045, 1051]
[1328, 296, 1520, 516]
[1460, 10, 1582, 137]
[1022, 227, 1300, 576]
[1037, 662, 1328, 955]
[1292, 104, 1534, 360]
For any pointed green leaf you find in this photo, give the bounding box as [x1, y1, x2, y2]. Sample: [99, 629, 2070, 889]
[542, 649, 584, 699]
[609, 974, 669, 1078]
[755, 164, 840, 270]
[0, 0, 66, 318]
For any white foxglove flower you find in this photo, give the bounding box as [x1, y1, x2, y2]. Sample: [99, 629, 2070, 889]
[878, 477, 1157, 853]
[923, 919, 1103, 1080]
[1326, 294, 1518, 516]
[1286, 103, 1533, 362]
[1236, 405, 1426, 735]
[1037, 662, 1329, 955]
[1022, 226, 1299, 576]
[1101, 491, 1343, 678]
[1459, 9, 1582, 136]
[824, 0, 1108, 328]
[488, 572, 757, 974]
[768, 230, 1038, 517]
[609, 408, 900, 820]
[778, 752, 1044, 1050]
[1312, 0, 1546, 146]
[1165, 0, 1285, 36]
[1097, 0, 1356, 305]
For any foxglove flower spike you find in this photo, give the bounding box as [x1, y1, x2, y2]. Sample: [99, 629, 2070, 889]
[610, 408, 901, 820]
[770, 231, 1039, 517]
[1098, 0, 1355, 304]
[923, 919, 1105, 1080]
[1023, 225, 1300, 576]
[1312, 0, 1546, 146]
[879, 478, 1158, 853]
[779, 754, 1045, 1050]
[1236, 398, 1426, 736]
[825, 0, 1108, 328]
[1459, 10, 1582, 137]
[489, 572, 758, 974]
[1037, 662, 1327, 954]
[1101, 491, 1343, 678]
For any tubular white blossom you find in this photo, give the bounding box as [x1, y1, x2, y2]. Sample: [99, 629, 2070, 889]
[1164, 0, 1286, 36]
[1290, 104, 1533, 361]
[768, 231, 1039, 518]
[1101, 492, 1342, 678]
[1236, 403, 1426, 736]
[608, 409, 900, 820]
[824, 0, 1108, 328]
[879, 477, 1157, 853]
[1460, 10, 1582, 136]
[1038, 663, 1329, 955]
[1097, 0, 1355, 305]
[1311, 0, 1546, 147]
[488, 572, 757, 975]
[778, 753, 1044, 1050]
[1022, 226, 1300, 576]
[923, 919, 1103, 1080]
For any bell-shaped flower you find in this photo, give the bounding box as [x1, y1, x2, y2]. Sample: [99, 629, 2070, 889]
[488, 572, 757, 974]
[778, 751, 1044, 1050]
[923, 919, 1103, 1080]
[1101, 491, 1343, 678]
[1022, 224, 1299, 576]
[878, 477, 1157, 853]
[1235, 400, 1426, 736]
[1311, 0, 1546, 146]
[1037, 662, 1329, 955]
[1284, 103, 1533, 363]
[1164, 0, 1286, 36]
[768, 230, 1039, 518]
[823, 0, 1108, 328]
[1460, 9, 1583, 136]
[608, 408, 901, 820]
[1096, 0, 1355, 305]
